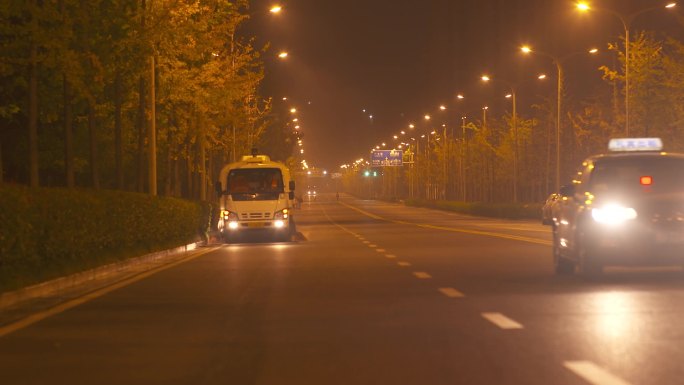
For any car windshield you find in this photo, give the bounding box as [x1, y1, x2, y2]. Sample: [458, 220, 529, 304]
[227, 168, 284, 194]
[589, 157, 684, 195]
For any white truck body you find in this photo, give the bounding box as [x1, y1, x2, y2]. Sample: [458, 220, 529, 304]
[216, 154, 295, 242]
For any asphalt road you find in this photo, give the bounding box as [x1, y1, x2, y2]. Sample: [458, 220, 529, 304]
[2, 194, 684, 385]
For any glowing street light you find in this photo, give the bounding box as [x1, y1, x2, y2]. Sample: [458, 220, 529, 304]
[270, 5, 283, 13]
[290, 107, 297, 113]
[521, 44, 598, 191]
[278, 51, 289, 59]
[576, 1, 676, 135]
[424, 114, 431, 120]
[439, 105, 446, 111]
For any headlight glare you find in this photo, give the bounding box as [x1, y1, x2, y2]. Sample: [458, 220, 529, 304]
[591, 204, 637, 225]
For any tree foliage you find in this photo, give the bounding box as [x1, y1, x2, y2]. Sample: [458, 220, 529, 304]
[0, 0, 287, 201]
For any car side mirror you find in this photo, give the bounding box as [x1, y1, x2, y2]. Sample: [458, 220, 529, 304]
[559, 184, 575, 197]
[289, 180, 295, 191]
[215, 181, 223, 196]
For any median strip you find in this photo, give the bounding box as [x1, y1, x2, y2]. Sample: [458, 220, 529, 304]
[338, 201, 551, 246]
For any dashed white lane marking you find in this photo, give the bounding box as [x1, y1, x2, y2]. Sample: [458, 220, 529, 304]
[376, 248, 386, 253]
[438, 287, 464, 298]
[481, 312, 524, 330]
[362, 241, 370, 244]
[397, 261, 411, 266]
[413, 272, 432, 279]
[385, 254, 397, 259]
[368, 244, 377, 248]
[563, 361, 633, 385]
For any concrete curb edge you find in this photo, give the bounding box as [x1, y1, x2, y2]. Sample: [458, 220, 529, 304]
[0, 242, 202, 310]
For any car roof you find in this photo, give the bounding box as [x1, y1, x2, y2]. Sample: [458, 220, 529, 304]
[586, 151, 684, 163]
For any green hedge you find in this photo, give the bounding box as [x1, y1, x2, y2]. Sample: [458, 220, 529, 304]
[0, 185, 212, 292]
[404, 199, 543, 220]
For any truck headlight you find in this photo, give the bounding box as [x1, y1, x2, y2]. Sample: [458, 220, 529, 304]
[274, 208, 289, 220]
[591, 204, 637, 226]
[274, 209, 290, 228]
[221, 210, 237, 220]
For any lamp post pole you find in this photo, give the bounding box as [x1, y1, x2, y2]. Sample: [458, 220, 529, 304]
[577, 2, 677, 135]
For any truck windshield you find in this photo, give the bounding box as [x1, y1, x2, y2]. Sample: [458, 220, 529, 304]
[227, 168, 284, 196]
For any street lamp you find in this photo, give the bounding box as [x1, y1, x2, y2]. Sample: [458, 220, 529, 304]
[278, 51, 289, 59]
[482, 73, 546, 202]
[521, 45, 598, 192]
[576, 1, 676, 135]
[269, 5, 283, 14]
[482, 74, 520, 202]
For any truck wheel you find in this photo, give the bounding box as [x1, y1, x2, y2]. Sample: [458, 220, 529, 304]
[224, 232, 238, 244]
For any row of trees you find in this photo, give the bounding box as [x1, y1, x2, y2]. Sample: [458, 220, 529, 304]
[345, 32, 684, 203]
[0, 0, 292, 200]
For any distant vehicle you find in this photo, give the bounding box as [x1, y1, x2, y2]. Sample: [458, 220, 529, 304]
[215, 151, 296, 242]
[541, 193, 561, 225]
[552, 138, 684, 277]
[306, 186, 317, 200]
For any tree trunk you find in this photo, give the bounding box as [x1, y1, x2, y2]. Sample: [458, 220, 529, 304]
[63, 75, 74, 188]
[88, 103, 100, 190]
[136, 76, 146, 192]
[114, 72, 123, 190]
[174, 151, 180, 197]
[148, 56, 156, 196]
[29, 39, 39, 187]
[0, 135, 4, 184]
[199, 117, 206, 201]
[165, 122, 173, 197]
[186, 144, 193, 199]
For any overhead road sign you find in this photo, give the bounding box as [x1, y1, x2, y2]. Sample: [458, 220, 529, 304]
[371, 150, 403, 167]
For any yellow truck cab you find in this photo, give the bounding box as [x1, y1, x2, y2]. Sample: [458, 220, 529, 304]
[215, 152, 296, 242]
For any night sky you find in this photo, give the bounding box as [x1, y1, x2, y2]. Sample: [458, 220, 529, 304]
[249, 0, 681, 169]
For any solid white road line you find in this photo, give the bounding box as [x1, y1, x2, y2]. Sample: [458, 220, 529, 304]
[397, 261, 411, 267]
[376, 248, 386, 253]
[0, 247, 218, 338]
[413, 272, 432, 279]
[481, 312, 524, 329]
[438, 287, 464, 298]
[385, 254, 397, 259]
[563, 361, 633, 385]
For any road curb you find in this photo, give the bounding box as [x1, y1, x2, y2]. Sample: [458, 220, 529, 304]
[0, 242, 202, 311]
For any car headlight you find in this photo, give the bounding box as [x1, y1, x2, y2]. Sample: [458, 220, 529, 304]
[591, 204, 637, 226]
